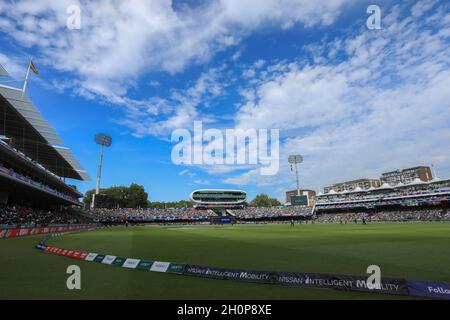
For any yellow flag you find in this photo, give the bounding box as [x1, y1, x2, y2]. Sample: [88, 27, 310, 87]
[29, 60, 39, 75]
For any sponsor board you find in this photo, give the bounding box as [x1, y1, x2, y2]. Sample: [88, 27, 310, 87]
[184, 264, 277, 284]
[183, 265, 409, 296]
[36, 238, 450, 299]
[112, 257, 126, 267]
[35, 244, 46, 250]
[85, 253, 98, 261]
[0, 225, 96, 239]
[102, 255, 117, 265]
[94, 254, 106, 263]
[137, 260, 154, 270]
[150, 261, 170, 273]
[123, 258, 141, 269]
[167, 263, 186, 274]
[407, 280, 450, 300]
[72, 251, 88, 260]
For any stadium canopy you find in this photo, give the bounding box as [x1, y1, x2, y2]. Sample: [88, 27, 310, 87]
[0, 83, 90, 181]
[0, 64, 11, 78]
[378, 183, 393, 190]
[394, 182, 405, 188]
[352, 187, 363, 193]
[410, 178, 426, 185]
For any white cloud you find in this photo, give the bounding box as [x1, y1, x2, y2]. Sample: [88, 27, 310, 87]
[117, 68, 224, 137]
[0, 0, 351, 113]
[193, 179, 211, 186]
[4, 0, 449, 194]
[179, 169, 196, 177]
[0, 53, 26, 80]
[411, 0, 438, 17]
[226, 1, 450, 190]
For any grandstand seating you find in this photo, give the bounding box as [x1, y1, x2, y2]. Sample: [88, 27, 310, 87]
[314, 208, 450, 223]
[90, 206, 314, 222]
[0, 205, 91, 228]
[90, 208, 214, 222]
[316, 183, 450, 211]
[0, 77, 88, 224]
[230, 206, 314, 219]
[0, 163, 80, 204]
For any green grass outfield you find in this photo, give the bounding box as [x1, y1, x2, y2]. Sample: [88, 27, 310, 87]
[1, 222, 450, 299]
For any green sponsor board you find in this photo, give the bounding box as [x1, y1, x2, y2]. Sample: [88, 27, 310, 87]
[112, 257, 126, 267]
[167, 263, 186, 274]
[137, 260, 154, 270]
[94, 254, 106, 263]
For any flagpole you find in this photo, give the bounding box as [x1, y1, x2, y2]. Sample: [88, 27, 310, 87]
[22, 59, 31, 98]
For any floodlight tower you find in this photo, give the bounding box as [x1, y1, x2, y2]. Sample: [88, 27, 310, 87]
[92, 133, 112, 208]
[288, 154, 303, 196]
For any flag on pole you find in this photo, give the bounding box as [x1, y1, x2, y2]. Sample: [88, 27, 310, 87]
[29, 60, 39, 74]
[22, 58, 39, 97]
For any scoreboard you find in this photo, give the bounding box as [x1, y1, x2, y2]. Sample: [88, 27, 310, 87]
[291, 195, 308, 206]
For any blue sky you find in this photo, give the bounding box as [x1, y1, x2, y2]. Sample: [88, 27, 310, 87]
[0, 0, 449, 202]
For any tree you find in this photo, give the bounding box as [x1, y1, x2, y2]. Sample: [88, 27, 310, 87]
[127, 184, 149, 208]
[84, 183, 148, 209]
[270, 198, 282, 207]
[250, 194, 282, 207]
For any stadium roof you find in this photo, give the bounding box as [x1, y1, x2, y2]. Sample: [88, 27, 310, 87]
[411, 178, 426, 185]
[0, 64, 11, 78]
[0, 83, 90, 181]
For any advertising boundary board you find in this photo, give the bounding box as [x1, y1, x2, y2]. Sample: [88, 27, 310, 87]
[35, 231, 450, 300]
[1, 224, 98, 239]
[182, 264, 409, 296]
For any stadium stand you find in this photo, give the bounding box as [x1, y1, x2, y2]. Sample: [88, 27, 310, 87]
[315, 180, 450, 211]
[0, 205, 91, 228]
[230, 206, 314, 219]
[88, 205, 314, 223]
[314, 207, 450, 223]
[0, 64, 92, 230]
[89, 208, 214, 223]
[314, 177, 450, 224]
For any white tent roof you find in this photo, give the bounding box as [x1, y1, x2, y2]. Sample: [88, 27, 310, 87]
[352, 187, 363, 193]
[378, 183, 392, 189]
[411, 178, 425, 185]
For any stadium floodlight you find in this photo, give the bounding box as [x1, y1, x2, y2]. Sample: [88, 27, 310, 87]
[288, 154, 303, 196]
[92, 133, 112, 209]
[95, 133, 112, 147]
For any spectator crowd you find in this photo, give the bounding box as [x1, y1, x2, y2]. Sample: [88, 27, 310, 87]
[89, 207, 213, 222]
[316, 185, 450, 206]
[0, 205, 89, 227]
[314, 208, 450, 223]
[87, 206, 314, 222]
[230, 206, 313, 219]
[2, 204, 449, 227]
